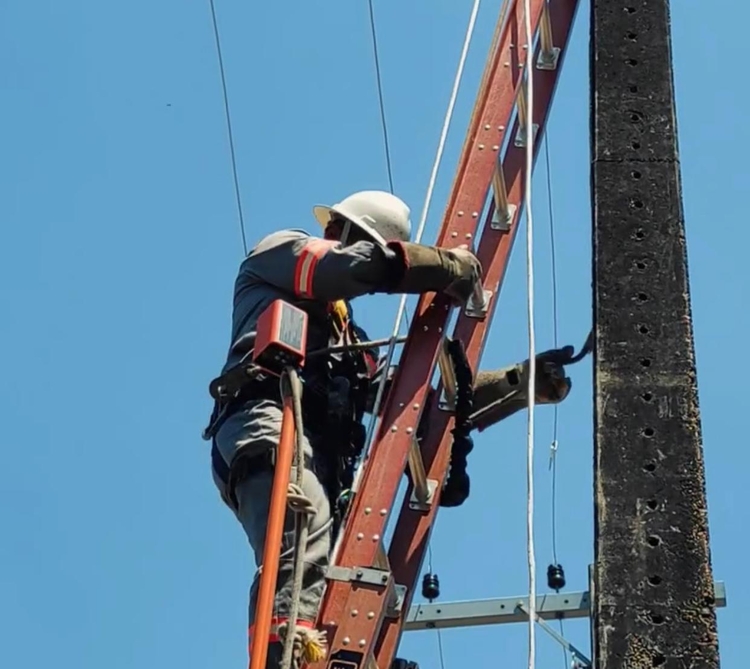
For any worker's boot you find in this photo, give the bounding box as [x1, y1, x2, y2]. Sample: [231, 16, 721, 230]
[468, 346, 574, 432]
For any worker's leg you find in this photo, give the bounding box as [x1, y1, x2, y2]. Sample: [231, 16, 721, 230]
[214, 399, 332, 668]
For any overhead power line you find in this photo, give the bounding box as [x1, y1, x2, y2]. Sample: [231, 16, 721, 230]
[208, 0, 248, 256]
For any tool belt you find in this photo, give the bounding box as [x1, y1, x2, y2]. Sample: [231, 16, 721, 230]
[205, 361, 365, 510]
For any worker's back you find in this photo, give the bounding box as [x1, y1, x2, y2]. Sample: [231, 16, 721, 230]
[221, 228, 333, 377]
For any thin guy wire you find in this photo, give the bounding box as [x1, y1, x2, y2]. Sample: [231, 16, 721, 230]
[425, 544, 445, 669]
[367, 0, 395, 193]
[544, 133, 560, 566]
[544, 115, 569, 669]
[360, 0, 481, 458]
[208, 0, 248, 255]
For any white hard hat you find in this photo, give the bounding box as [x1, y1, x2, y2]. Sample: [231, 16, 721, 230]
[313, 190, 412, 247]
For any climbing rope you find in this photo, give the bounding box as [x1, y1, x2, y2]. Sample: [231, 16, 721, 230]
[279, 368, 328, 669]
[521, 2, 538, 669]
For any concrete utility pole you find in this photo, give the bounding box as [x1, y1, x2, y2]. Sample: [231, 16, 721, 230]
[590, 1, 721, 667]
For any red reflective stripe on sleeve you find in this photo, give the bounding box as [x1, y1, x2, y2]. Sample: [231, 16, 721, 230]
[293, 239, 337, 298]
[364, 351, 378, 378]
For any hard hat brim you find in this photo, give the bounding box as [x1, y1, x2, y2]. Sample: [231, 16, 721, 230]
[313, 204, 388, 248]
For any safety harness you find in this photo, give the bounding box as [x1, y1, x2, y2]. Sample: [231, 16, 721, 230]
[203, 299, 377, 524]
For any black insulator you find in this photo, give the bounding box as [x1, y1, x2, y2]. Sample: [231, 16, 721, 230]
[391, 660, 419, 669]
[547, 563, 566, 591]
[422, 572, 441, 601]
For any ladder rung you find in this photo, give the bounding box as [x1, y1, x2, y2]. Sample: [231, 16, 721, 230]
[514, 77, 540, 148]
[374, 541, 390, 571]
[537, 4, 561, 70]
[437, 338, 458, 410]
[406, 439, 432, 509]
[491, 161, 516, 231]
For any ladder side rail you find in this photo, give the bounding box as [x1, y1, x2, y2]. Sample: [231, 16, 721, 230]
[309, 0, 550, 665]
[374, 1, 582, 665]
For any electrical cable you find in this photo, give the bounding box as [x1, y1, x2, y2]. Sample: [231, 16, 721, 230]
[366, 0, 395, 193]
[544, 113, 570, 669]
[544, 131, 561, 566]
[208, 0, 248, 255]
[521, 2, 538, 669]
[363, 0, 483, 456]
[328, 0, 484, 566]
[427, 545, 447, 669]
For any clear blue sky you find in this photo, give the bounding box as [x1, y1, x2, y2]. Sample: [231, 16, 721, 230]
[1, 1, 745, 668]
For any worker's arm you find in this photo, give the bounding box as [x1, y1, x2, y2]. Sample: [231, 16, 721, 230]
[243, 229, 482, 303]
[242, 229, 405, 302]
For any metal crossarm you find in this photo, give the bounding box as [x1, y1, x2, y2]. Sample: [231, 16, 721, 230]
[400, 582, 728, 633]
[309, 1, 581, 667]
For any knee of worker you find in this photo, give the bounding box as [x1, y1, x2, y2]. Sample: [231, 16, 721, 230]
[234, 456, 333, 560]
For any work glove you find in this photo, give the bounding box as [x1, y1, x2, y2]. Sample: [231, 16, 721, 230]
[389, 242, 482, 304]
[468, 346, 574, 432]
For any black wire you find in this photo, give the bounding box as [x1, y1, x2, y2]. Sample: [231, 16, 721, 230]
[545, 131, 569, 669]
[544, 132, 561, 567]
[436, 628, 447, 669]
[426, 544, 446, 669]
[366, 0, 395, 193]
[208, 0, 249, 255]
[551, 442, 559, 565]
[559, 618, 569, 668]
[545, 133, 559, 349]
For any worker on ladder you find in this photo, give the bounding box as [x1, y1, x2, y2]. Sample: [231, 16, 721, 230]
[203, 190, 575, 668]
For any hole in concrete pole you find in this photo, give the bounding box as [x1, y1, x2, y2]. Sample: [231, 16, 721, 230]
[641, 392, 653, 402]
[632, 140, 641, 149]
[633, 199, 644, 208]
[647, 535, 661, 547]
[637, 292, 649, 302]
[648, 575, 662, 586]
[632, 170, 642, 179]
[627, 31, 638, 40]
[650, 613, 665, 625]
[626, 58, 639, 66]
[635, 260, 647, 269]
[646, 499, 658, 510]
[644, 462, 657, 473]
[625, 6, 637, 14]
[640, 358, 652, 368]
[639, 324, 650, 334]
[643, 427, 655, 437]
